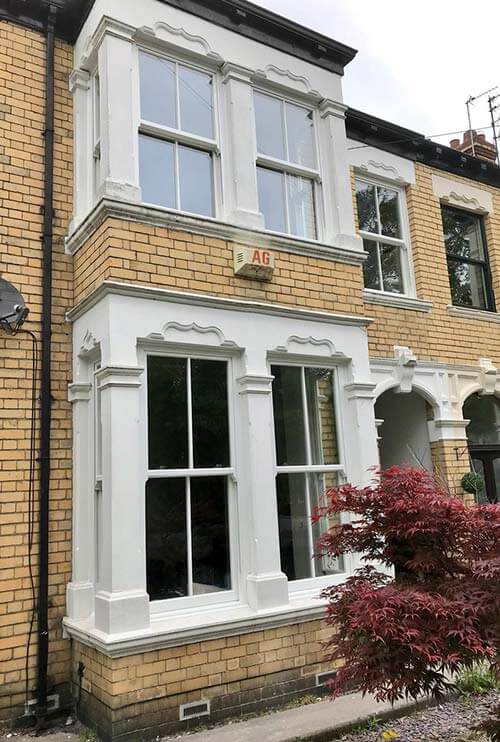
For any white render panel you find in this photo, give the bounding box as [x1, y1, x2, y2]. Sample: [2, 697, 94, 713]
[74, 0, 343, 102]
[432, 174, 494, 214]
[347, 138, 416, 186]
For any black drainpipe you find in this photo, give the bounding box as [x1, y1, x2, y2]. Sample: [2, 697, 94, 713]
[37, 1, 57, 723]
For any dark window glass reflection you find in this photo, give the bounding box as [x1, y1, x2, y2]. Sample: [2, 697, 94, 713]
[363, 240, 381, 290]
[272, 365, 307, 466]
[191, 359, 230, 468]
[148, 356, 188, 469]
[146, 478, 187, 600]
[191, 477, 230, 594]
[276, 473, 310, 580]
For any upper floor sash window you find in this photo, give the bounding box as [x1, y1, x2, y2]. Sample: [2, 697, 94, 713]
[254, 91, 319, 240]
[355, 178, 407, 294]
[441, 205, 495, 312]
[138, 51, 216, 218]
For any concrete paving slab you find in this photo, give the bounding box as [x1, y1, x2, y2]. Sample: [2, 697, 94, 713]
[166, 692, 418, 741]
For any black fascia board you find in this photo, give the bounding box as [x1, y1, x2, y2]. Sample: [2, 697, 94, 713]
[346, 108, 500, 189]
[157, 0, 357, 75]
[0, 0, 358, 73]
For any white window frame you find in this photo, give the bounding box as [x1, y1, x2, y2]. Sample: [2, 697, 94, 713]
[254, 88, 322, 241]
[270, 359, 349, 594]
[355, 175, 415, 298]
[136, 46, 221, 219]
[91, 70, 101, 200]
[143, 348, 239, 615]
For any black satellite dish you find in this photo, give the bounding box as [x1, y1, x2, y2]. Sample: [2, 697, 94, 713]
[0, 277, 29, 332]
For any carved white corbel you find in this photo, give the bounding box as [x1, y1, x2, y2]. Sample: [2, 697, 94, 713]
[479, 357, 498, 395]
[394, 345, 417, 394]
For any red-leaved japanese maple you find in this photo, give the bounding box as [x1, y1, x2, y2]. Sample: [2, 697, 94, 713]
[315, 466, 500, 733]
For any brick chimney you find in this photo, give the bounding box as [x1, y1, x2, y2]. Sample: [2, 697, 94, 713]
[450, 129, 498, 162]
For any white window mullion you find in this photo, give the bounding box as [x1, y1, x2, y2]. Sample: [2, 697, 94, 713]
[186, 476, 193, 597]
[376, 242, 384, 292]
[187, 357, 193, 469]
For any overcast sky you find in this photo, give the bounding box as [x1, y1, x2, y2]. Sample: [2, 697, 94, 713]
[255, 0, 500, 146]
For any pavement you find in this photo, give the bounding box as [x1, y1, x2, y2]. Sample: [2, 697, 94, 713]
[0, 691, 422, 742]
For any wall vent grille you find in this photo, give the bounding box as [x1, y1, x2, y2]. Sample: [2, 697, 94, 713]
[179, 699, 210, 721]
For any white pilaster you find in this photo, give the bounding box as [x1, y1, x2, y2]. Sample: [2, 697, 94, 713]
[67, 382, 94, 621]
[237, 374, 288, 610]
[221, 63, 265, 230]
[94, 365, 150, 634]
[428, 419, 470, 443]
[98, 32, 140, 203]
[319, 99, 364, 252]
[344, 382, 379, 486]
[69, 69, 92, 232]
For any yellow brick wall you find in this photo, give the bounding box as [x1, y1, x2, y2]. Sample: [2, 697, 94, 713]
[73, 219, 365, 315]
[0, 22, 73, 719]
[361, 163, 500, 367]
[73, 619, 334, 738]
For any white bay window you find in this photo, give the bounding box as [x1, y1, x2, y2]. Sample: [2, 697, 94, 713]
[138, 51, 216, 217]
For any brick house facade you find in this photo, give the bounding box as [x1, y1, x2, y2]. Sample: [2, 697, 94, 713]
[1, 1, 500, 739]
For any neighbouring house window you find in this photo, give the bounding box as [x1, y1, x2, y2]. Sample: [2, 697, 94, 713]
[441, 205, 494, 311]
[271, 365, 345, 582]
[355, 178, 406, 294]
[254, 91, 318, 240]
[146, 355, 233, 601]
[138, 51, 216, 217]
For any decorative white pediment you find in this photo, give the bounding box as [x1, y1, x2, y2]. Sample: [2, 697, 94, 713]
[479, 357, 499, 395]
[79, 330, 100, 357]
[135, 23, 223, 65]
[432, 174, 493, 214]
[274, 335, 338, 358]
[394, 345, 417, 394]
[153, 322, 237, 349]
[347, 139, 416, 186]
[253, 65, 322, 101]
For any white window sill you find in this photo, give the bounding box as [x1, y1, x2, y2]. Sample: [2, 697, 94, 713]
[447, 305, 500, 323]
[66, 197, 366, 267]
[364, 289, 433, 313]
[63, 593, 328, 658]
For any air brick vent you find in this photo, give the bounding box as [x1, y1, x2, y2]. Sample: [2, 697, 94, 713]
[179, 699, 210, 721]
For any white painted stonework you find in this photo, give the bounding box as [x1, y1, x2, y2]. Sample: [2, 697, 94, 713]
[65, 282, 378, 651]
[347, 138, 416, 186]
[432, 174, 494, 214]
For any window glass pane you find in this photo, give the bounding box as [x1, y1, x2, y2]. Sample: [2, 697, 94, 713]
[464, 394, 500, 445]
[139, 52, 176, 129]
[139, 135, 176, 208]
[378, 187, 401, 238]
[179, 66, 214, 139]
[355, 180, 378, 233]
[146, 478, 187, 600]
[272, 366, 307, 466]
[191, 359, 230, 468]
[305, 368, 339, 465]
[447, 258, 488, 309]
[257, 167, 286, 233]
[309, 471, 344, 576]
[285, 102, 316, 169]
[191, 477, 231, 594]
[287, 174, 316, 239]
[276, 473, 310, 580]
[148, 356, 188, 469]
[363, 240, 381, 290]
[178, 146, 214, 217]
[442, 206, 485, 260]
[381, 243, 404, 293]
[254, 92, 285, 160]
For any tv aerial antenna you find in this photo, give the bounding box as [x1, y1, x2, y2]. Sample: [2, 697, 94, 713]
[0, 277, 29, 333]
[466, 87, 497, 156]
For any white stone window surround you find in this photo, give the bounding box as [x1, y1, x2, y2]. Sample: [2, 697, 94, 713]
[141, 347, 239, 616]
[69, 9, 363, 259]
[65, 282, 379, 649]
[354, 172, 417, 302]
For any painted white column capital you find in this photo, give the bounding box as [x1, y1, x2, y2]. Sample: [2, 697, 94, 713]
[319, 98, 348, 120]
[237, 374, 274, 395]
[221, 61, 254, 85]
[428, 419, 470, 443]
[69, 68, 90, 92]
[96, 365, 143, 390]
[68, 382, 92, 404]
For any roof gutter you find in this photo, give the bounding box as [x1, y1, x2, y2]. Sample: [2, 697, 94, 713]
[36, 1, 57, 724]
